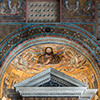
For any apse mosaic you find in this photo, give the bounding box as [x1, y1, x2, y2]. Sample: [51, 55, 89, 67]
[9, 44, 90, 72]
[61, 0, 95, 22]
[0, 0, 99, 100]
[0, 25, 99, 67]
[0, 44, 99, 100]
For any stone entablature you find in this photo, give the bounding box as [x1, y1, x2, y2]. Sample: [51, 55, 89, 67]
[11, 68, 98, 100]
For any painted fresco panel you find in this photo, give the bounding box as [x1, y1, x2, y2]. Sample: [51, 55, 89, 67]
[61, 0, 96, 22]
[0, 0, 26, 22]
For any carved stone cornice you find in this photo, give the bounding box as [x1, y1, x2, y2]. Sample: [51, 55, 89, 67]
[14, 68, 98, 100]
[14, 68, 87, 87]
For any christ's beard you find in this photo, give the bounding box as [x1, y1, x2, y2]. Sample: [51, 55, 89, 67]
[46, 52, 53, 55]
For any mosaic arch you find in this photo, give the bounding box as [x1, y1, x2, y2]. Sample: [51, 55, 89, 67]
[0, 39, 100, 100]
[0, 24, 100, 100]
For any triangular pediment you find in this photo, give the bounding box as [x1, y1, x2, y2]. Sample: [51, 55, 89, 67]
[14, 68, 87, 87]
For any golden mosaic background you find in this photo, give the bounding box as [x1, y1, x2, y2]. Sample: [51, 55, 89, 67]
[0, 44, 99, 100]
